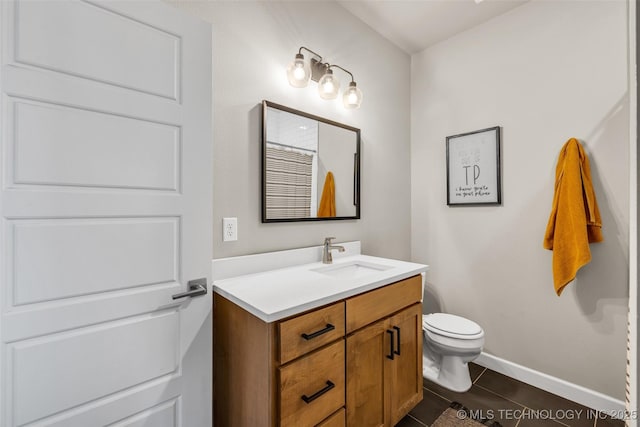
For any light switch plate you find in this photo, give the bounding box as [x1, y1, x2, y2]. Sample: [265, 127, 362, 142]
[223, 217, 238, 242]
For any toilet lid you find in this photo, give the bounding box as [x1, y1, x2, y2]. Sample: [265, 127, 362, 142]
[423, 313, 483, 337]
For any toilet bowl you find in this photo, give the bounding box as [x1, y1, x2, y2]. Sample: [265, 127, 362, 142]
[422, 313, 484, 392]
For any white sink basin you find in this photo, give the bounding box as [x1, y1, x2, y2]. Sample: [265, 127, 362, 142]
[311, 260, 393, 279]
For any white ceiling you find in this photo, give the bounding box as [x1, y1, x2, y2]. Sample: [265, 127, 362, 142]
[338, 0, 529, 54]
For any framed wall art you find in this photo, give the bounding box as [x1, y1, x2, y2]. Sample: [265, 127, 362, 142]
[446, 126, 501, 206]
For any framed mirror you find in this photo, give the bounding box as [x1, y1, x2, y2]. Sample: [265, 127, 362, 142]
[262, 100, 361, 222]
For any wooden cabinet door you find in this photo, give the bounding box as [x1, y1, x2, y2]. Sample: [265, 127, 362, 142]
[346, 318, 389, 427]
[387, 303, 423, 426]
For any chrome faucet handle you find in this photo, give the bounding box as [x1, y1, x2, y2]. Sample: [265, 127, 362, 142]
[322, 237, 338, 264]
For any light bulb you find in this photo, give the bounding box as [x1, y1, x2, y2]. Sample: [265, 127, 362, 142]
[293, 66, 306, 80]
[318, 69, 340, 100]
[342, 81, 363, 109]
[286, 53, 311, 88]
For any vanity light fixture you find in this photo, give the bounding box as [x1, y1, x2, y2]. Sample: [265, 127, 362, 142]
[287, 46, 363, 109]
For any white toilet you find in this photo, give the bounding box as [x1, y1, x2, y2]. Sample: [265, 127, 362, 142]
[422, 313, 485, 392]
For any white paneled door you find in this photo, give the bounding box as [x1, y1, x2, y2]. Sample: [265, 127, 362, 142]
[0, 1, 213, 426]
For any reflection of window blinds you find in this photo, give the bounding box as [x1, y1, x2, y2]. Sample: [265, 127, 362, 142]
[265, 146, 313, 218]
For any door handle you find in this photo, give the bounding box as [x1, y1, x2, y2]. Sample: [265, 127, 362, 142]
[172, 278, 208, 300]
[301, 381, 335, 404]
[301, 324, 335, 340]
[386, 329, 395, 360]
[393, 326, 401, 356]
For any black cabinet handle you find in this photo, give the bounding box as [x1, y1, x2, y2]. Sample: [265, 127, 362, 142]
[393, 326, 401, 356]
[301, 323, 335, 341]
[301, 380, 335, 404]
[386, 329, 395, 360]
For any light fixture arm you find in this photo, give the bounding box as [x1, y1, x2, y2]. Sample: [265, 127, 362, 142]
[298, 46, 322, 61]
[328, 64, 355, 83]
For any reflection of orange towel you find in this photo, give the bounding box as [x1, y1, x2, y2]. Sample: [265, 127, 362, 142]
[543, 138, 603, 296]
[317, 171, 336, 217]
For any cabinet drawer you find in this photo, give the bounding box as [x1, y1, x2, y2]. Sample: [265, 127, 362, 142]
[317, 408, 345, 427]
[279, 302, 345, 364]
[279, 340, 345, 427]
[346, 275, 422, 333]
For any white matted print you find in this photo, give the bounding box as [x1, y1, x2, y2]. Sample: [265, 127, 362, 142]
[446, 126, 501, 205]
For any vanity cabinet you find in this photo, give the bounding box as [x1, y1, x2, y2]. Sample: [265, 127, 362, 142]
[213, 274, 422, 427]
[345, 276, 423, 427]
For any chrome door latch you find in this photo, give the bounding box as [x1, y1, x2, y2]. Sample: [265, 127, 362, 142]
[172, 278, 208, 300]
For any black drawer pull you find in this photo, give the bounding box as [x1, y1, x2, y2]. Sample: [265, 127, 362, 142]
[301, 380, 335, 404]
[386, 329, 395, 360]
[393, 326, 401, 356]
[301, 323, 335, 340]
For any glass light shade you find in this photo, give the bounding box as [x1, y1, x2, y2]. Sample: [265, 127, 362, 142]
[287, 53, 311, 88]
[318, 69, 340, 100]
[343, 82, 363, 109]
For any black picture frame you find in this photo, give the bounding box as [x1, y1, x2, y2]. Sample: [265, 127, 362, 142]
[446, 126, 501, 206]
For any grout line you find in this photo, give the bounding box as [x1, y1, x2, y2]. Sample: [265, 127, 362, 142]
[551, 417, 570, 427]
[515, 405, 524, 427]
[422, 385, 453, 403]
[473, 366, 488, 384]
[407, 414, 428, 427]
[472, 382, 597, 427]
[470, 383, 568, 427]
[474, 383, 530, 408]
[519, 406, 571, 427]
[472, 382, 573, 427]
[512, 405, 571, 427]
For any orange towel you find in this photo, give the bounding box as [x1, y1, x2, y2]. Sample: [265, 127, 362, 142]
[543, 138, 603, 295]
[317, 171, 336, 217]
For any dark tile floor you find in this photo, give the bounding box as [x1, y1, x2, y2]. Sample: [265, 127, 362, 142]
[397, 363, 625, 427]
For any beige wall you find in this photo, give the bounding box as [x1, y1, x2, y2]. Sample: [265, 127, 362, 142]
[411, 0, 629, 399]
[172, 1, 412, 260]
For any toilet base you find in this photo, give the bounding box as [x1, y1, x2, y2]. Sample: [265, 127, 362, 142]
[423, 354, 473, 392]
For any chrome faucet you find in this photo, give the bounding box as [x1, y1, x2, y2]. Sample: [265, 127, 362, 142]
[322, 237, 345, 264]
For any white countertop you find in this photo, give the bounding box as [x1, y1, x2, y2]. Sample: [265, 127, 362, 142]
[213, 249, 429, 322]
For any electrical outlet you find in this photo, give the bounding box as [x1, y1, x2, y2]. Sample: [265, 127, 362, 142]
[222, 217, 238, 242]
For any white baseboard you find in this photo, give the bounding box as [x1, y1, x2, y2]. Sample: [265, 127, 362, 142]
[475, 352, 626, 418]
